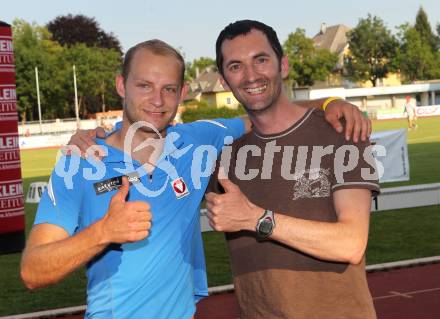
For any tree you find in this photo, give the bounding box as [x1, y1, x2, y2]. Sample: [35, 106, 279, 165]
[62, 44, 121, 117]
[12, 19, 66, 121]
[12, 19, 122, 121]
[283, 28, 338, 87]
[396, 8, 440, 82]
[47, 14, 122, 54]
[396, 24, 440, 82]
[414, 7, 438, 51]
[344, 15, 398, 87]
[436, 23, 440, 48]
[186, 57, 216, 81]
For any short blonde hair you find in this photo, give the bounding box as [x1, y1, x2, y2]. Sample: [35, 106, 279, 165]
[122, 39, 185, 85]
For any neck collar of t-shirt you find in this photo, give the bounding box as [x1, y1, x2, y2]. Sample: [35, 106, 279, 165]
[252, 108, 315, 140]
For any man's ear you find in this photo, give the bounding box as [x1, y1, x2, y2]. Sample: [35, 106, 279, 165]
[179, 83, 189, 103]
[219, 74, 231, 91]
[281, 55, 289, 80]
[115, 75, 126, 98]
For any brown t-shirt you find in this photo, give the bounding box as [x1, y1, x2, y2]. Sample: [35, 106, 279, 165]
[211, 108, 379, 319]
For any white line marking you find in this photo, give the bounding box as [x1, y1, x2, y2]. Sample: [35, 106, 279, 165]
[374, 287, 440, 300]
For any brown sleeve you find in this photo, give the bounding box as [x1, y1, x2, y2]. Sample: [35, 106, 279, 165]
[331, 134, 380, 197]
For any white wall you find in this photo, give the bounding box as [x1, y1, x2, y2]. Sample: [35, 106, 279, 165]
[18, 118, 120, 136]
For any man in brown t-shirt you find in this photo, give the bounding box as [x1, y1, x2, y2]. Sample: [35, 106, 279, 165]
[206, 20, 379, 318]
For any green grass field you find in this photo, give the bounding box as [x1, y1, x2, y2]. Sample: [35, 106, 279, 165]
[0, 117, 439, 315]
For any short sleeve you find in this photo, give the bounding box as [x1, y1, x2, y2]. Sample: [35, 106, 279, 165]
[331, 135, 380, 197]
[34, 156, 84, 235]
[114, 121, 122, 132]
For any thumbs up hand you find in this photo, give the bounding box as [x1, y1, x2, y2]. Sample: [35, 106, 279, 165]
[205, 169, 263, 232]
[99, 177, 152, 244]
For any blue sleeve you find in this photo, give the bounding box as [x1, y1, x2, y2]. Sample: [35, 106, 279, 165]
[184, 118, 245, 152]
[34, 156, 84, 235]
[114, 121, 122, 131]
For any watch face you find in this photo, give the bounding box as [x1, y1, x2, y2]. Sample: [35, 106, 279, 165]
[259, 217, 273, 236]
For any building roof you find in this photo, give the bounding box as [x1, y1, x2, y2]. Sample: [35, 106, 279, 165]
[313, 23, 351, 56]
[186, 69, 227, 100]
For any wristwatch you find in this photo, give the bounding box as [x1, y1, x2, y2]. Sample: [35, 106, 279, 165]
[256, 209, 275, 239]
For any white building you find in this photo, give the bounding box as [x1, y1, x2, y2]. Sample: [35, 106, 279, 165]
[293, 82, 440, 119]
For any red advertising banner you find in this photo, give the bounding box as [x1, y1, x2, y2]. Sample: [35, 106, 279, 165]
[0, 21, 25, 254]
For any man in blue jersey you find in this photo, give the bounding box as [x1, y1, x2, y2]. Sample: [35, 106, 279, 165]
[21, 39, 248, 319]
[21, 38, 369, 318]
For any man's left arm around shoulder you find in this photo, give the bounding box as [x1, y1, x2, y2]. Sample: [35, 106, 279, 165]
[205, 175, 372, 265]
[66, 98, 369, 156]
[296, 97, 371, 142]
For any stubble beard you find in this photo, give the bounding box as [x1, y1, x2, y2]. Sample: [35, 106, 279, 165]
[240, 78, 283, 116]
[123, 99, 170, 136]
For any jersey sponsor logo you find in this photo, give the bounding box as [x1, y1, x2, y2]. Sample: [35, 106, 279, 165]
[171, 177, 189, 199]
[126, 172, 141, 184]
[93, 172, 140, 195]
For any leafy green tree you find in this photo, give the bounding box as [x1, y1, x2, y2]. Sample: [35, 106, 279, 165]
[414, 7, 438, 51]
[62, 44, 121, 117]
[396, 24, 440, 82]
[436, 23, 440, 48]
[13, 19, 122, 121]
[185, 57, 216, 81]
[12, 19, 66, 121]
[47, 14, 122, 54]
[344, 15, 398, 87]
[283, 28, 337, 87]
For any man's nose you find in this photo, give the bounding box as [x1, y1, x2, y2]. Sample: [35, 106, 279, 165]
[243, 64, 259, 83]
[150, 89, 163, 107]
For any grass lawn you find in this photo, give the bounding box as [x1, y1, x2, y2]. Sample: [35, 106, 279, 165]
[0, 148, 87, 315]
[0, 117, 439, 315]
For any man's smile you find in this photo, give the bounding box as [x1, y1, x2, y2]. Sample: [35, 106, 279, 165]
[244, 84, 267, 95]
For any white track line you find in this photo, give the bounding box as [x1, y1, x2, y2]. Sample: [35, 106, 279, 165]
[374, 288, 440, 300]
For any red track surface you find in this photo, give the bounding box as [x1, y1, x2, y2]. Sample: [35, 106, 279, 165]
[194, 263, 440, 319]
[40, 263, 440, 319]
[368, 264, 440, 319]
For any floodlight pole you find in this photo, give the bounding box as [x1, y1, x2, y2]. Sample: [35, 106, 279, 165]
[35, 67, 43, 134]
[73, 65, 80, 129]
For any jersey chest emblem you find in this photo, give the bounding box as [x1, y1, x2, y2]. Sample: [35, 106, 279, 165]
[171, 177, 189, 199]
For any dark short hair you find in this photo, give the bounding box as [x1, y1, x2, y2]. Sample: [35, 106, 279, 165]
[122, 39, 185, 85]
[215, 20, 284, 76]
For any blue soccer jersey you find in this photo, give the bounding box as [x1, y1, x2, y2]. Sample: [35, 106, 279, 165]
[34, 118, 245, 319]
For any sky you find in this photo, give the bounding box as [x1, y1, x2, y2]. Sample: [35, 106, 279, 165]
[2, 0, 440, 61]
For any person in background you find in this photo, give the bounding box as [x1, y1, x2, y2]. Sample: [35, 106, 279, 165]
[404, 95, 418, 129]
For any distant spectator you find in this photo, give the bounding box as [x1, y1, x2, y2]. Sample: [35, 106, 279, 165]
[404, 96, 418, 130]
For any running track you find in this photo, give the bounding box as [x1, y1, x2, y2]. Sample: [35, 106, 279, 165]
[3, 262, 439, 319]
[195, 263, 440, 319]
